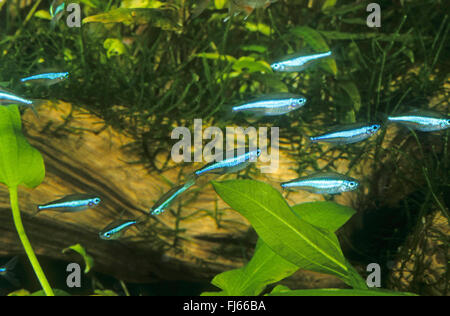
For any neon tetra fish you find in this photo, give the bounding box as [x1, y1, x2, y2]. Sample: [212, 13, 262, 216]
[194, 148, 261, 177]
[232, 93, 307, 116]
[20, 72, 69, 85]
[309, 122, 382, 145]
[271, 51, 332, 72]
[99, 219, 138, 240]
[37, 194, 102, 213]
[150, 177, 196, 216]
[0, 89, 34, 106]
[281, 172, 359, 195]
[387, 109, 450, 132]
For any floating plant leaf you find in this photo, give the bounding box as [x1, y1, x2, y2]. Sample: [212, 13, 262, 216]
[0, 105, 45, 189]
[212, 180, 350, 283]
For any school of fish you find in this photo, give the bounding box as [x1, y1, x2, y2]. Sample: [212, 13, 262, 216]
[0, 0, 448, 283]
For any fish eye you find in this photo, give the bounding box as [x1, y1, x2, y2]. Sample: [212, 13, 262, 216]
[446, 119, 450, 125]
[348, 181, 357, 187]
[94, 198, 101, 204]
[372, 125, 380, 130]
[271, 63, 281, 70]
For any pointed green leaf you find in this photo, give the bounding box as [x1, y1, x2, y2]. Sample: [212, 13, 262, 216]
[207, 238, 298, 296]
[291, 201, 356, 232]
[0, 106, 45, 189]
[212, 180, 349, 282]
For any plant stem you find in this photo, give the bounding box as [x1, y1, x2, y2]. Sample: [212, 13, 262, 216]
[9, 186, 54, 296]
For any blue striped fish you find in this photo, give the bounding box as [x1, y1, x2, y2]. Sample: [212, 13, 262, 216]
[281, 172, 359, 194]
[21, 72, 69, 85]
[232, 94, 307, 116]
[150, 177, 196, 215]
[37, 194, 101, 213]
[271, 51, 332, 72]
[387, 109, 450, 132]
[99, 219, 138, 240]
[309, 122, 382, 145]
[194, 148, 261, 177]
[0, 89, 33, 106]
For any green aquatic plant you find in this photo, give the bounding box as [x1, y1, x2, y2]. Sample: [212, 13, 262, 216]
[0, 105, 53, 295]
[201, 179, 416, 296]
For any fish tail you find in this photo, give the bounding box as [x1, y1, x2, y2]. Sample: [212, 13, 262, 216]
[303, 135, 316, 150]
[29, 99, 47, 118]
[30, 104, 39, 118]
[1, 257, 20, 287]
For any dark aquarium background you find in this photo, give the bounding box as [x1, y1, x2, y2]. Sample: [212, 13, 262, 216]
[0, 0, 448, 296]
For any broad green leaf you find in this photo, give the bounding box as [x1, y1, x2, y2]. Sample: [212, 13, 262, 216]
[203, 199, 363, 296]
[62, 243, 94, 274]
[206, 238, 298, 296]
[83, 8, 181, 32]
[344, 260, 368, 290]
[212, 180, 350, 283]
[268, 288, 417, 296]
[0, 106, 45, 189]
[290, 26, 337, 76]
[291, 201, 356, 232]
[103, 38, 127, 58]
